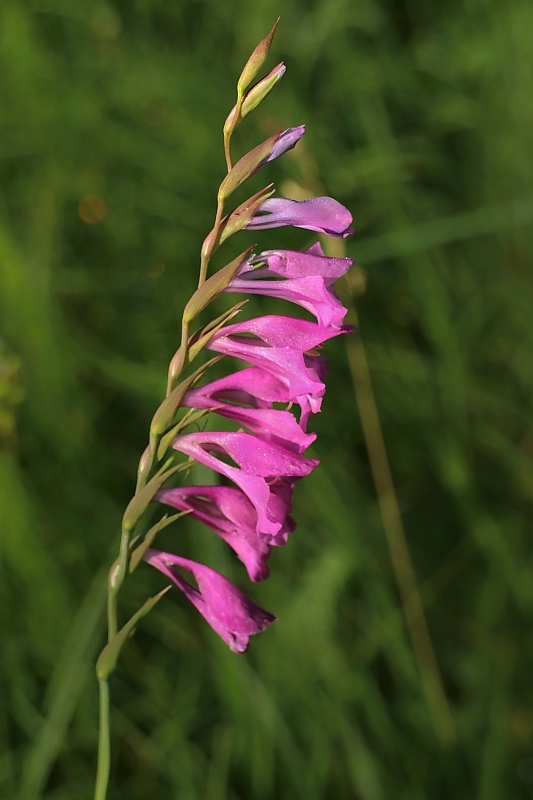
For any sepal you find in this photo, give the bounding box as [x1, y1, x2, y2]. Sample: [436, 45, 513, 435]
[187, 301, 246, 361]
[96, 586, 171, 680]
[122, 463, 179, 532]
[219, 185, 275, 244]
[237, 18, 279, 97]
[129, 512, 189, 573]
[241, 63, 286, 117]
[183, 247, 254, 322]
[151, 356, 223, 436]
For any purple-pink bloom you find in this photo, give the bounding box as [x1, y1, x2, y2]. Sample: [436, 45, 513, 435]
[206, 315, 352, 414]
[256, 243, 353, 280]
[181, 365, 291, 409]
[263, 126, 305, 166]
[227, 271, 347, 329]
[157, 484, 295, 581]
[246, 197, 354, 237]
[144, 549, 276, 652]
[183, 381, 315, 453]
[172, 430, 319, 537]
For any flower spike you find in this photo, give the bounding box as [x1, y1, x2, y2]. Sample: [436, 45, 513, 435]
[94, 23, 356, 800]
[101, 22, 355, 668]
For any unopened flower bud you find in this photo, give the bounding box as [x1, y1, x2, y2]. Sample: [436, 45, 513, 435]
[237, 18, 279, 97]
[241, 62, 286, 118]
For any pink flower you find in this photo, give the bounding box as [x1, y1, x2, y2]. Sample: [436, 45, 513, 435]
[144, 549, 276, 652]
[157, 484, 295, 581]
[226, 248, 350, 329]
[246, 197, 354, 237]
[206, 315, 352, 414]
[182, 378, 315, 453]
[172, 430, 319, 537]
[143, 98, 354, 650]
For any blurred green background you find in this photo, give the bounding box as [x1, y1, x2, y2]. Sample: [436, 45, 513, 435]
[1, 0, 533, 798]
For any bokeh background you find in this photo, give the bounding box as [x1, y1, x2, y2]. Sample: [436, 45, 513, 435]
[1, 0, 533, 798]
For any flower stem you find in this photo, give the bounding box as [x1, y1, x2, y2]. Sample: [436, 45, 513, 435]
[93, 678, 111, 800]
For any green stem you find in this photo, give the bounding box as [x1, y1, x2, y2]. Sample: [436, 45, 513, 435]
[93, 679, 111, 800]
[107, 579, 118, 643]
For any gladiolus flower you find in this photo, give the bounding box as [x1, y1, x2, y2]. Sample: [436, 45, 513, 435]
[182, 377, 315, 453]
[172, 430, 319, 536]
[206, 315, 352, 413]
[246, 197, 354, 237]
[157, 484, 296, 581]
[144, 549, 276, 652]
[138, 48, 355, 653]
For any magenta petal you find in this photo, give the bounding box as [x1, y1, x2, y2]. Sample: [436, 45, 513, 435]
[207, 315, 352, 407]
[183, 384, 315, 453]
[227, 274, 347, 328]
[210, 314, 349, 350]
[157, 485, 276, 581]
[144, 549, 276, 652]
[246, 197, 354, 237]
[184, 366, 292, 408]
[264, 126, 305, 165]
[172, 431, 319, 536]
[246, 245, 354, 280]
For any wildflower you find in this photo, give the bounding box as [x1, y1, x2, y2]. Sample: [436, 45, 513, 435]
[157, 483, 295, 581]
[182, 372, 316, 453]
[206, 315, 352, 413]
[136, 29, 354, 652]
[171, 430, 319, 537]
[246, 196, 354, 237]
[144, 550, 276, 653]
[226, 244, 353, 329]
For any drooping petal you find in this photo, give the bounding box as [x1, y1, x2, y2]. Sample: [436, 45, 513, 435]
[172, 431, 319, 536]
[263, 126, 305, 167]
[144, 549, 276, 652]
[226, 274, 347, 328]
[183, 383, 315, 453]
[180, 364, 321, 430]
[157, 485, 278, 581]
[246, 197, 354, 237]
[183, 366, 291, 409]
[245, 243, 354, 280]
[206, 315, 352, 409]
[298, 353, 329, 427]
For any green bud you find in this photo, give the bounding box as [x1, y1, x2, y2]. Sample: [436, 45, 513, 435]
[241, 62, 286, 118]
[223, 104, 240, 138]
[237, 18, 280, 97]
[183, 246, 254, 322]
